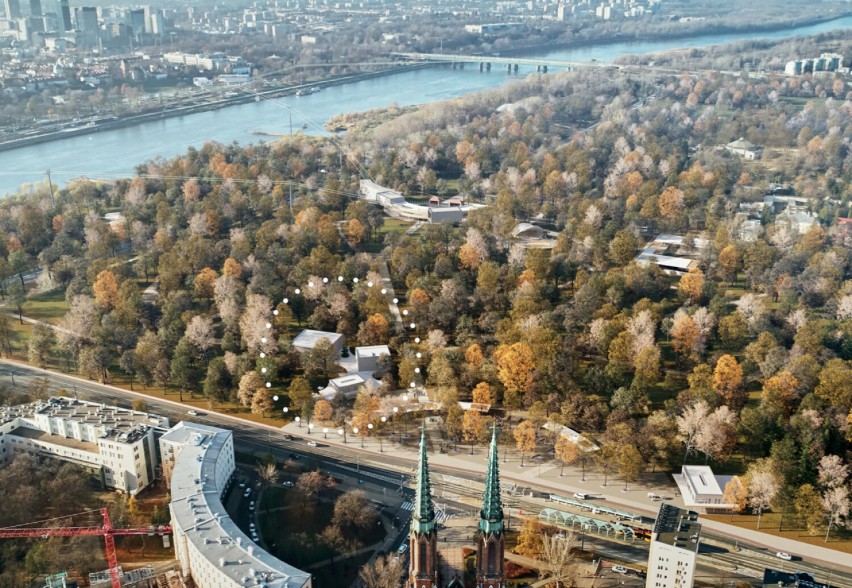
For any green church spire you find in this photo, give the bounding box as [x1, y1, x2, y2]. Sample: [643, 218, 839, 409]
[479, 423, 504, 535]
[411, 425, 436, 534]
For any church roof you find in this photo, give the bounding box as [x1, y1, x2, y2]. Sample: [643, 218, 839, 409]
[411, 426, 436, 534]
[479, 423, 504, 535]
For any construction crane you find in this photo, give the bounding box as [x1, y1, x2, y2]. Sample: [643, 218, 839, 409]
[0, 507, 172, 588]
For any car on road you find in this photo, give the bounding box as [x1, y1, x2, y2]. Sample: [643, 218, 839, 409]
[289, 453, 300, 460]
[776, 552, 793, 561]
[282, 481, 294, 487]
[573, 492, 589, 500]
[249, 523, 255, 529]
[186, 410, 199, 416]
[612, 565, 628, 574]
[306, 440, 318, 447]
[243, 488, 252, 498]
[238, 482, 246, 489]
[397, 543, 408, 555]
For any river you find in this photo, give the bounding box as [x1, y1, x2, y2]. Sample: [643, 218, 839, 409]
[2, 15, 851, 196]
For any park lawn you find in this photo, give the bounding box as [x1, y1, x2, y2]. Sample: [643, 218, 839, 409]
[23, 289, 69, 325]
[703, 512, 852, 554]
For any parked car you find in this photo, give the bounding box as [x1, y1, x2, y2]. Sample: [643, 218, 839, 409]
[397, 543, 409, 555]
[776, 552, 793, 561]
[612, 565, 628, 574]
[282, 481, 294, 487]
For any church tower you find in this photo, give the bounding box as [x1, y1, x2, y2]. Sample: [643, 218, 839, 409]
[476, 424, 505, 588]
[409, 427, 439, 588]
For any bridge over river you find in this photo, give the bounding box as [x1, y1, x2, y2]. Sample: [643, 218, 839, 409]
[390, 52, 615, 72]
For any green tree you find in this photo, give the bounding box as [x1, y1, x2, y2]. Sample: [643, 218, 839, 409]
[301, 338, 340, 379]
[203, 357, 232, 402]
[617, 444, 643, 490]
[288, 376, 315, 421]
[169, 337, 199, 402]
[8, 281, 25, 324]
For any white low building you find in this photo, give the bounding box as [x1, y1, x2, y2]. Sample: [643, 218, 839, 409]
[673, 465, 734, 513]
[292, 329, 344, 355]
[162, 422, 311, 588]
[319, 372, 381, 400]
[355, 345, 390, 373]
[0, 397, 169, 495]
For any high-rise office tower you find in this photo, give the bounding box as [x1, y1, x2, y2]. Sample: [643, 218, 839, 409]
[76, 5, 97, 46]
[3, 0, 22, 19]
[56, 0, 70, 30]
[29, 0, 40, 16]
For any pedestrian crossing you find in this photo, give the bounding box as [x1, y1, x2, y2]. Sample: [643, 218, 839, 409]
[399, 501, 451, 523]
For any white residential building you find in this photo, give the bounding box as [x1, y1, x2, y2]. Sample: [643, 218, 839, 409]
[0, 397, 168, 494]
[162, 422, 311, 588]
[645, 504, 700, 588]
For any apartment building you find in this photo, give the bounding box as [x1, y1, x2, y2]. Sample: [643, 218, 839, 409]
[645, 504, 701, 588]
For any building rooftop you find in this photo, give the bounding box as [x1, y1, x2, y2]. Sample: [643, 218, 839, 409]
[3, 397, 168, 445]
[355, 345, 390, 360]
[167, 422, 311, 588]
[292, 329, 343, 350]
[727, 137, 760, 150]
[652, 503, 701, 553]
[10, 426, 98, 453]
[681, 465, 723, 495]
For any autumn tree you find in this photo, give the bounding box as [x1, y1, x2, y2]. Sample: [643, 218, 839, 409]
[513, 420, 536, 467]
[358, 554, 405, 588]
[794, 484, 824, 534]
[357, 313, 389, 346]
[251, 388, 274, 417]
[540, 532, 578, 588]
[658, 186, 685, 221]
[93, 270, 119, 309]
[238, 370, 264, 407]
[471, 382, 492, 406]
[313, 399, 334, 423]
[27, 324, 54, 369]
[713, 355, 744, 408]
[761, 371, 799, 415]
[194, 267, 218, 298]
[462, 410, 486, 453]
[617, 444, 643, 490]
[554, 436, 578, 476]
[722, 476, 748, 518]
[719, 245, 742, 283]
[678, 269, 704, 304]
[494, 342, 535, 409]
[288, 376, 315, 421]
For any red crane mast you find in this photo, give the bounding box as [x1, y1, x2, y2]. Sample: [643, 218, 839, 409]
[0, 508, 172, 588]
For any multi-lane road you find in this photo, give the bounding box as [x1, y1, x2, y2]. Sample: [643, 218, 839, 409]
[2, 361, 851, 587]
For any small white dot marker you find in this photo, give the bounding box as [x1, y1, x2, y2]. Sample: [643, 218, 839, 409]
[416, 352, 422, 358]
[261, 337, 267, 344]
[410, 382, 416, 388]
[273, 310, 279, 316]
[260, 353, 266, 359]
[415, 367, 421, 374]
[381, 289, 387, 294]
[415, 337, 421, 344]
[295, 288, 301, 294]
[338, 276, 344, 282]
[308, 281, 314, 288]
[353, 277, 359, 283]
[410, 323, 416, 329]
[266, 382, 272, 388]
[393, 298, 399, 304]
[323, 277, 329, 283]
[262, 368, 267, 374]
[283, 297, 289, 304]
[367, 281, 373, 287]
[266, 322, 272, 329]
[273, 395, 279, 401]
[403, 310, 409, 316]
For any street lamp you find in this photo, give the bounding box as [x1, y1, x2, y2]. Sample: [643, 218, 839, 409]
[379, 416, 386, 452]
[323, 427, 328, 439]
[392, 406, 398, 434]
[338, 428, 346, 444]
[295, 416, 301, 428]
[308, 423, 314, 435]
[353, 427, 363, 448]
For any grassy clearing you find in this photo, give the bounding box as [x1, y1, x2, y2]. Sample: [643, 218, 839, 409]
[23, 289, 69, 325]
[703, 512, 852, 553]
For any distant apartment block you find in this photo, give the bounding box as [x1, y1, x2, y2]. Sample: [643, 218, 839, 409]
[785, 52, 844, 76]
[645, 503, 700, 588]
[0, 397, 169, 494]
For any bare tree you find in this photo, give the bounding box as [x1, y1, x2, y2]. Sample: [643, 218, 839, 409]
[748, 469, 779, 529]
[540, 532, 578, 588]
[676, 400, 710, 464]
[358, 554, 405, 588]
[822, 486, 850, 542]
[256, 461, 279, 514]
[185, 315, 216, 356]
